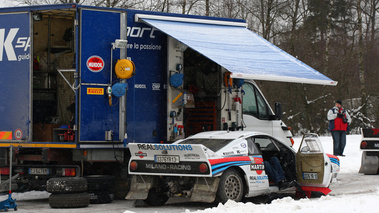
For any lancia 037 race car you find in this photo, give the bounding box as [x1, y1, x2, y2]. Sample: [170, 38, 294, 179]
[126, 131, 339, 205]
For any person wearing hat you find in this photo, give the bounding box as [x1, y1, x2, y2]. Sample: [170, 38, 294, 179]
[327, 100, 352, 156]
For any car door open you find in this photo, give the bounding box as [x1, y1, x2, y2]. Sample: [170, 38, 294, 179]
[296, 134, 326, 185]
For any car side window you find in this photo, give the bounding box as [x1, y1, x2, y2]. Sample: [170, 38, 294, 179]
[246, 137, 260, 155]
[254, 137, 279, 152]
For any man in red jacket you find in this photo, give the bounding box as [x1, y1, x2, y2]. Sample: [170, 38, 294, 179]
[327, 100, 352, 156]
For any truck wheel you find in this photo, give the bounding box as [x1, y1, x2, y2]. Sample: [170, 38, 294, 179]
[144, 187, 169, 206]
[49, 192, 90, 208]
[217, 168, 244, 203]
[47, 177, 87, 193]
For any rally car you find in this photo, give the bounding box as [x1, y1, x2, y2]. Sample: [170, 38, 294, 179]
[126, 131, 339, 205]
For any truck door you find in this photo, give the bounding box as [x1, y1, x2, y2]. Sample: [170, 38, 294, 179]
[79, 8, 126, 142]
[0, 12, 31, 141]
[296, 134, 332, 186]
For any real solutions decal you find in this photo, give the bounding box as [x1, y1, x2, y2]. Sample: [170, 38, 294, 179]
[137, 144, 193, 151]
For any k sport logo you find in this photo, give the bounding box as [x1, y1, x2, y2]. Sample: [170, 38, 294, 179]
[0, 28, 30, 62]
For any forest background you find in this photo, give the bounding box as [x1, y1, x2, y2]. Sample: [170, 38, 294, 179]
[10, 0, 379, 135]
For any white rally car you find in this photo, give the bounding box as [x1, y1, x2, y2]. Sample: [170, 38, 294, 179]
[126, 131, 339, 205]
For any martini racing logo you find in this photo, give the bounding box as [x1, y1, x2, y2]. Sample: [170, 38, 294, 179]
[0, 28, 30, 61]
[135, 151, 147, 158]
[250, 164, 265, 170]
[137, 144, 193, 151]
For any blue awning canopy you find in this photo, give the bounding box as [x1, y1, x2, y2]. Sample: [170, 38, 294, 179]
[137, 14, 337, 86]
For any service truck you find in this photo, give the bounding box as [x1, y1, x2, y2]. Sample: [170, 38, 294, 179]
[0, 3, 337, 204]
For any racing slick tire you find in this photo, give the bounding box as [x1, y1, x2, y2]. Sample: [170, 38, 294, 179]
[46, 177, 87, 193]
[217, 168, 244, 203]
[49, 192, 90, 208]
[144, 187, 169, 206]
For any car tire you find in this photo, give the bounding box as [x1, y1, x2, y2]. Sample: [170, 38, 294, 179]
[49, 192, 90, 208]
[217, 168, 244, 203]
[46, 177, 87, 193]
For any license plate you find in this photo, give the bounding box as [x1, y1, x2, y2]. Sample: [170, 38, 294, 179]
[154, 155, 180, 163]
[29, 168, 49, 175]
[303, 172, 318, 180]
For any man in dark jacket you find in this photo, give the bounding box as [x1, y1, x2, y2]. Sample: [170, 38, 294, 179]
[327, 100, 352, 156]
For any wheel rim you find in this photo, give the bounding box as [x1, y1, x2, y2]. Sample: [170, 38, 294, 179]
[224, 174, 242, 200]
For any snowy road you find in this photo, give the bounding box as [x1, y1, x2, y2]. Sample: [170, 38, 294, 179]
[3, 135, 379, 213]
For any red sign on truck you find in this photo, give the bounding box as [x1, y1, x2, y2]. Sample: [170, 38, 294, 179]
[87, 56, 104, 72]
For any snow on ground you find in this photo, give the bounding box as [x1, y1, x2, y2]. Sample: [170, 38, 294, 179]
[1, 134, 378, 213]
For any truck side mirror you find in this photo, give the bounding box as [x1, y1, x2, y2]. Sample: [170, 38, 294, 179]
[275, 102, 282, 120]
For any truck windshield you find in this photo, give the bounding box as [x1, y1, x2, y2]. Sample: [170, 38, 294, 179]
[179, 139, 233, 152]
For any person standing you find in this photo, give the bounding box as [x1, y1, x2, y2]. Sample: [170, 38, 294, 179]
[327, 100, 352, 156]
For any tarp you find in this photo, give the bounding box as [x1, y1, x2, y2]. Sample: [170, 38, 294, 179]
[139, 15, 337, 86]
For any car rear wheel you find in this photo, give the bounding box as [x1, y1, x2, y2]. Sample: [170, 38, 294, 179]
[217, 168, 244, 203]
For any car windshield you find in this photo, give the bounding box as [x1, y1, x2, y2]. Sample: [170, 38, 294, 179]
[178, 138, 233, 152]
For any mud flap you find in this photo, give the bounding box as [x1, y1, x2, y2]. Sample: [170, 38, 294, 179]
[125, 175, 154, 200]
[359, 151, 379, 175]
[191, 177, 219, 203]
[295, 186, 331, 198]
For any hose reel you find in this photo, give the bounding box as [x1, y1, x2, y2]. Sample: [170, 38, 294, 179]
[115, 59, 135, 79]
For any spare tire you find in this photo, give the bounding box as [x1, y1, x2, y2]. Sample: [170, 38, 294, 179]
[49, 192, 90, 208]
[47, 177, 87, 193]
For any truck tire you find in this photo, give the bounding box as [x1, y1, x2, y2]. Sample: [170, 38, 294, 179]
[217, 168, 244, 203]
[144, 187, 169, 206]
[47, 177, 87, 193]
[85, 175, 114, 191]
[88, 191, 114, 204]
[49, 192, 90, 208]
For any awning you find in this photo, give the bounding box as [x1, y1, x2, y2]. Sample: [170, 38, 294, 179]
[136, 14, 337, 86]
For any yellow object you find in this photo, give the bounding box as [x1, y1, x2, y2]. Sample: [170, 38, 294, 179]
[223, 71, 233, 87]
[115, 59, 135, 79]
[87, 88, 104, 95]
[0, 131, 12, 140]
[108, 95, 112, 106]
[172, 92, 183, 104]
